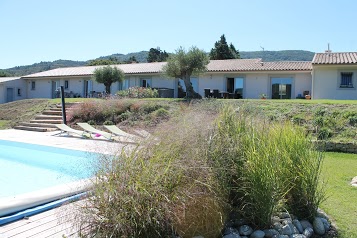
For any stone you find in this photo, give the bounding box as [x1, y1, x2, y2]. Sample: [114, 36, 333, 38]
[250, 230, 265, 238]
[223, 232, 241, 238]
[351, 176, 357, 187]
[223, 227, 238, 236]
[278, 235, 289, 238]
[272, 216, 281, 223]
[290, 235, 306, 238]
[300, 220, 313, 230]
[264, 229, 280, 238]
[279, 212, 291, 219]
[281, 224, 293, 236]
[238, 225, 253, 236]
[193, 236, 204, 238]
[320, 217, 330, 231]
[293, 219, 304, 234]
[316, 208, 329, 220]
[274, 222, 283, 232]
[313, 217, 325, 235]
[303, 227, 314, 238]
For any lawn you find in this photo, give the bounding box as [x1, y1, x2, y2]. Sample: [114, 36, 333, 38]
[0, 120, 10, 129]
[321, 152, 357, 238]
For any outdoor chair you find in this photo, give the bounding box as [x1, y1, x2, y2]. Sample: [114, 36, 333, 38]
[213, 89, 220, 98]
[77, 123, 115, 141]
[54, 124, 90, 138]
[204, 88, 211, 98]
[104, 125, 140, 142]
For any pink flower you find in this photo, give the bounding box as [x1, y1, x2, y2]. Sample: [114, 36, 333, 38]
[95, 133, 101, 137]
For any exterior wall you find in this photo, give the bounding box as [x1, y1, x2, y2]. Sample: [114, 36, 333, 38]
[294, 72, 312, 97]
[21, 71, 313, 100]
[245, 73, 269, 99]
[197, 71, 311, 99]
[312, 65, 357, 100]
[0, 78, 26, 104]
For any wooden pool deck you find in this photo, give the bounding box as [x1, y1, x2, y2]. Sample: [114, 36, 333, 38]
[0, 201, 90, 238]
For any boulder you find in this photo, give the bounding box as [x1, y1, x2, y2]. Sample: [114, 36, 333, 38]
[313, 217, 325, 235]
[320, 217, 330, 231]
[281, 224, 293, 236]
[250, 230, 265, 238]
[300, 220, 313, 230]
[303, 227, 314, 238]
[264, 229, 280, 238]
[223, 232, 241, 238]
[293, 219, 304, 234]
[238, 225, 253, 236]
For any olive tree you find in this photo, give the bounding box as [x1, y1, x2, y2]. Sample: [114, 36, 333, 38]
[163, 46, 209, 99]
[93, 66, 124, 94]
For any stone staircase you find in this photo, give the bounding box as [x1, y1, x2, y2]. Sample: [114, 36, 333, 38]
[14, 104, 71, 132]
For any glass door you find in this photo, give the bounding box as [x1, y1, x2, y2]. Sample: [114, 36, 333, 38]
[271, 78, 292, 99]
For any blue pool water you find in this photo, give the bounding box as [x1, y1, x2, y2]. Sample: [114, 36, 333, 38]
[0, 140, 97, 198]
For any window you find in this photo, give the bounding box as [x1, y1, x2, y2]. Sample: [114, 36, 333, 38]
[64, 80, 69, 89]
[31, 81, 36, 90]
[340, 73, 353, 88]
[17, 88, 21, 96]
[140, 78, 152, 88]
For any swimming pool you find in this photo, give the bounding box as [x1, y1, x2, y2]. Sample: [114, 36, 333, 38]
[0, 139, 98, 218]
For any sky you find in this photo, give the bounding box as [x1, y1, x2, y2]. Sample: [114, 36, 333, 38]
[1, 0, 357, 69]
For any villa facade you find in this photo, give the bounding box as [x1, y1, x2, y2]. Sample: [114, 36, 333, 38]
[1, 52, 357, 104]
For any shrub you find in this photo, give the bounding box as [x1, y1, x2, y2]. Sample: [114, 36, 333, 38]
[349, 116, 357, 126]
[76, 107, 229, 238]
[116, 87, 159, 98]
[103, 120, 113, 125]
[317, 127, 332, 140]
[210, 105, 325, 227]
[87, 120, 96, 125]
[154, 108, 169, 118]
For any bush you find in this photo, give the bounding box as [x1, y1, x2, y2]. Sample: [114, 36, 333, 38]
[154, 108, 169, 118]
[349, 116, 357, 126]
[76, 107, 229, 238]
[317, 127, 332, 140]
[103, 120, 113, 125]
[210, 105, 325, 227]
[116, 87, 159, 98]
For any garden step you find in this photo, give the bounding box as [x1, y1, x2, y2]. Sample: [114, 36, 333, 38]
[19, 122, 59, 128]
[14, 126, 54, 132]
[35, 115, 63, 120]
[42, 110, 63, 115]
[47, 107, 63, 111]
[30, 119, 63, 124]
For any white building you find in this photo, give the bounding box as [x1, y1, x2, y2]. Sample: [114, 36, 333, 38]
[1, 51, 356, 104]
[0, 77, 26, 104]
[312, 52, 357, 99]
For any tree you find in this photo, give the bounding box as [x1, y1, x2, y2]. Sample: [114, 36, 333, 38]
[87, 57, 120, 66]
[93, 66, 124, 94]
[0, 70, 9, 77]
[209, 34, 241, 60]
[125, 56, 138, 63]
[147, 47, 169, 62]
[163, 46, 209, 99]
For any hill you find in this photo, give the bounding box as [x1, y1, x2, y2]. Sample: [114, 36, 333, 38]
[1, 50, 314, 76]
[240, 50, 315, 61]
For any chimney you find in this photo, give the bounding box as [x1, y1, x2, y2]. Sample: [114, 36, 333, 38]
[325, 43, 332, 53]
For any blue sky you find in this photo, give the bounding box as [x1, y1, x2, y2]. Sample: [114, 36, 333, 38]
[1, 0, 356, 69]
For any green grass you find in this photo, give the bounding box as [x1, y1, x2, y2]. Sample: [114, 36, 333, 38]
[0, 120, 10, 129]
[320, 152, 357, 238]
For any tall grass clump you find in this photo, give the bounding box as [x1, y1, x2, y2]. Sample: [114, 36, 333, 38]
[76, 107, 229, 238]
[210, 105, 325, 227]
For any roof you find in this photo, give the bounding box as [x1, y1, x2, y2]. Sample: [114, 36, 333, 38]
[207, 59, 312, 72]
[0, 77, 21, 83]
[312, 52, 357, 65]
[22, 59, 312, 78]
[22, 62, 166, 78]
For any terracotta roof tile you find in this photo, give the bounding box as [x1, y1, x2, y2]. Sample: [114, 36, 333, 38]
[312, 52, 357, 64]
[22, 59, 312, 78]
